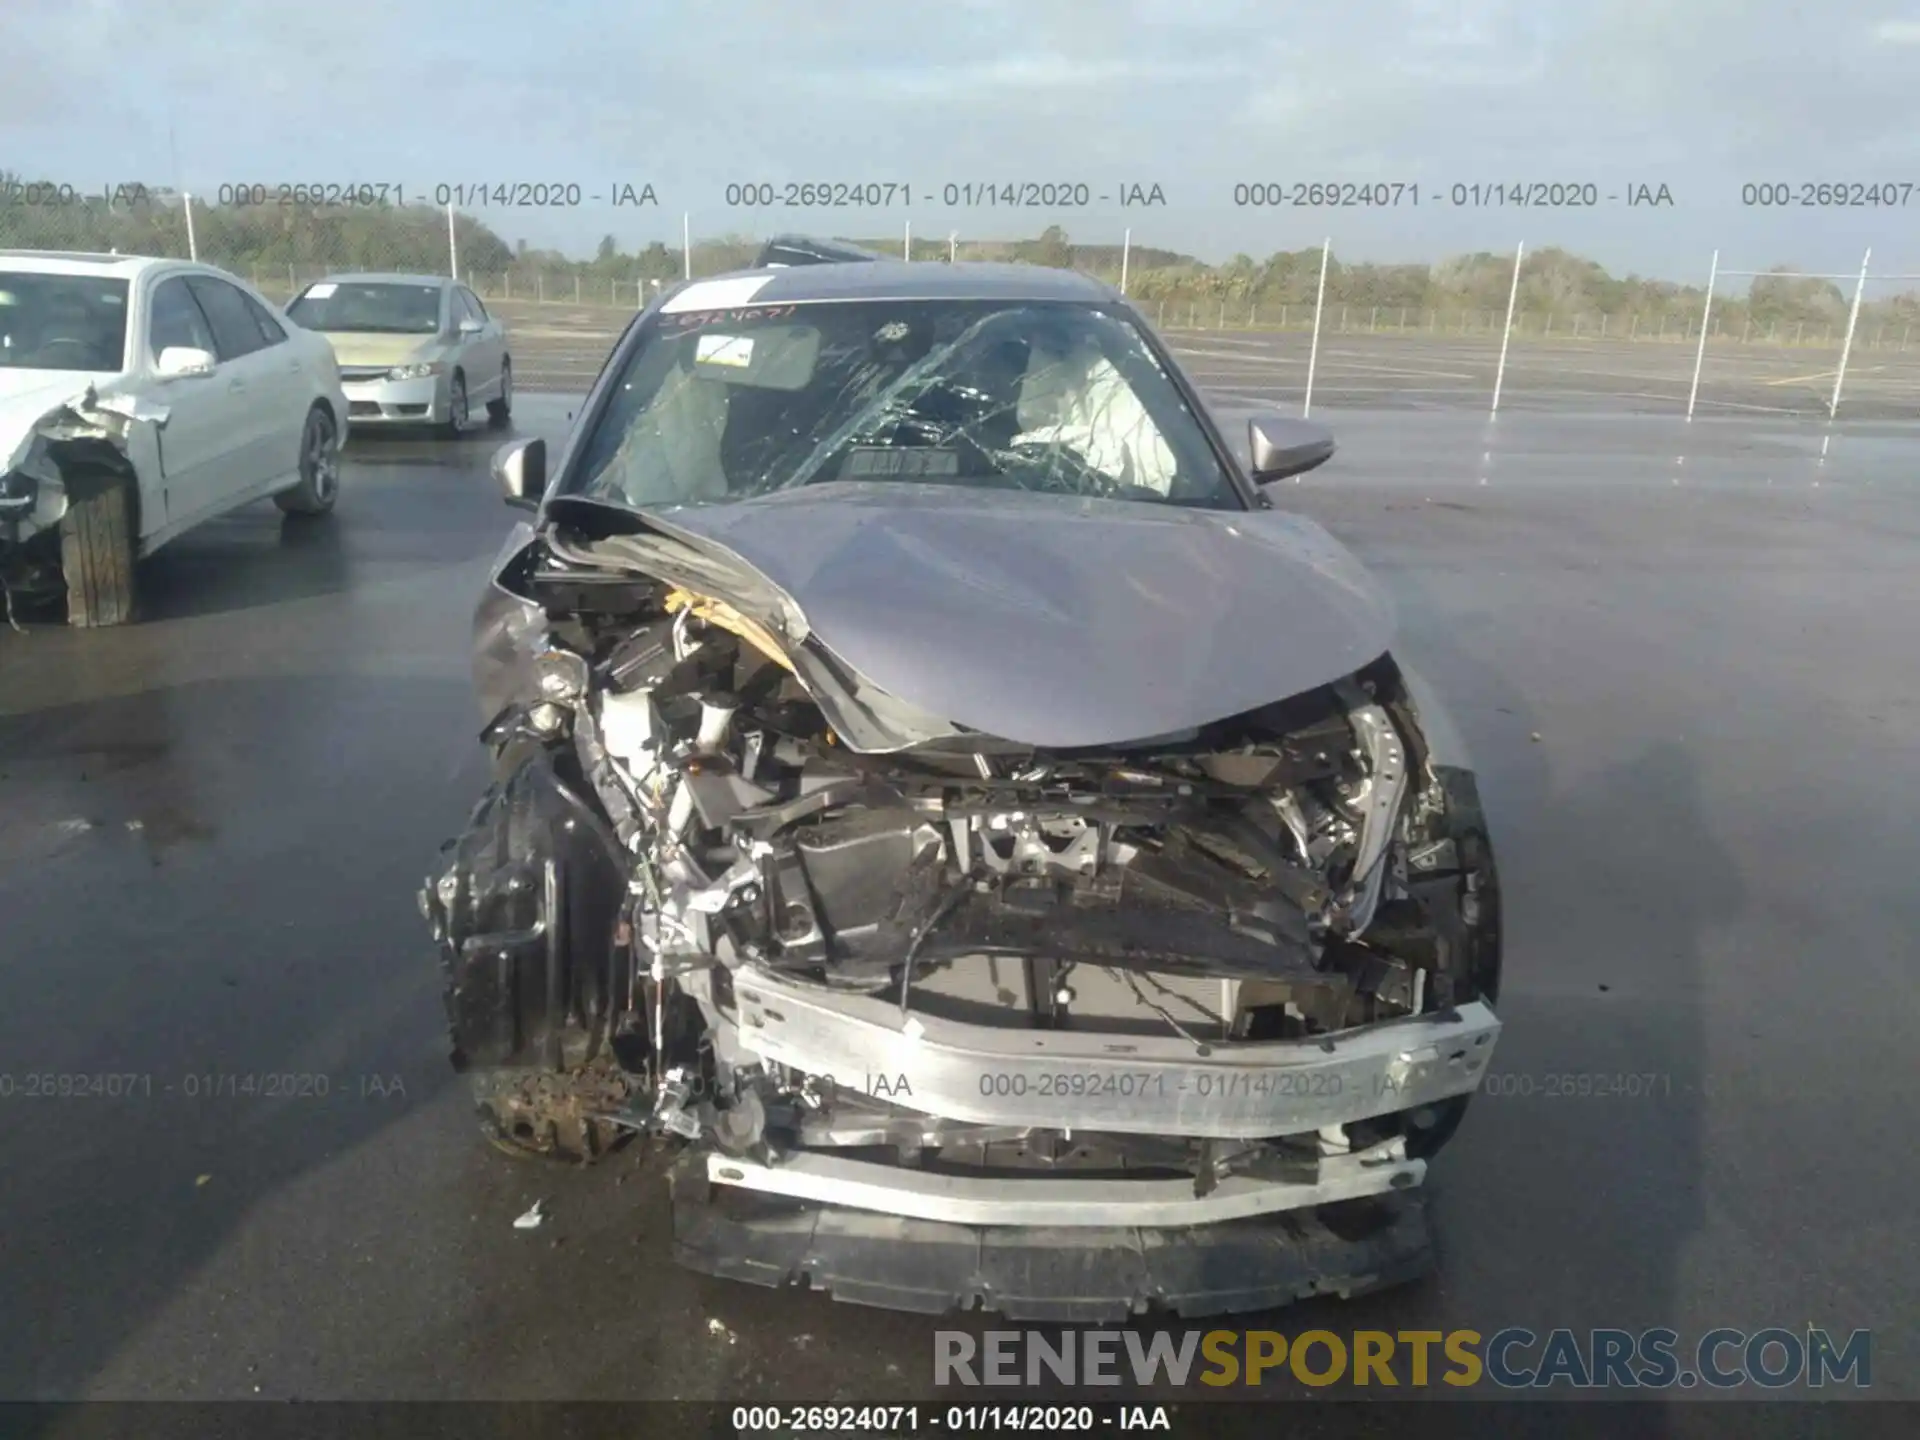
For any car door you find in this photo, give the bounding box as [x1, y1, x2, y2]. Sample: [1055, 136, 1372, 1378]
[142, 273, 235, 529]
[182, 274, 283, 504]
[232, 283, 310, 483]
[457, 287, 506, 404]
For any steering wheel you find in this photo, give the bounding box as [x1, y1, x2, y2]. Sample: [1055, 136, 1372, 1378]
[28, 337, 106, 367]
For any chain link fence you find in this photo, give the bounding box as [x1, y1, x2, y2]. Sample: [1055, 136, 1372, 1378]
[1135, 298, 1915, 348]
[5, 182, 1918, 415]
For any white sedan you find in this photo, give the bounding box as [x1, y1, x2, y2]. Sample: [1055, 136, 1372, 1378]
[0, 249, 349, 627]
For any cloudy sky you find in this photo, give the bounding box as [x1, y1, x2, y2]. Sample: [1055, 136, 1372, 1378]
[8, 0, 1920, 282]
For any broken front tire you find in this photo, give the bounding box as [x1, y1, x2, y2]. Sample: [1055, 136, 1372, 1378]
[426, 745, 642, 1164]
[472, 1060, 636, 1163]
[60, 471, 137, 627]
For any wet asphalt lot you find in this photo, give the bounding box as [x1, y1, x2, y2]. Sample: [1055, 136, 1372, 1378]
[2, 368, 1918, 1413]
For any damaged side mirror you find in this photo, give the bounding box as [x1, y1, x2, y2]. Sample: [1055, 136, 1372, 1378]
[1247, 415, 1335, 484]
[492, 437, 546, 511]
[155, 345, 217, 378]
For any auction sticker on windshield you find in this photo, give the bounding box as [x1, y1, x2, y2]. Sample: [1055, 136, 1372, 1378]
[696, 334, 754, 367]
[304, 282, 337, 299]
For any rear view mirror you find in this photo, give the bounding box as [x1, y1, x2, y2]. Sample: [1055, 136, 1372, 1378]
[155, 345, 217, 378]
[1247, 416, 1335, 483]
[458, 318, 485, 335]
[492, 437, 545, 510]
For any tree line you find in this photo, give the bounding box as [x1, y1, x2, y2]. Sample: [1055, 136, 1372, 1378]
[3, 179, 1914, 333]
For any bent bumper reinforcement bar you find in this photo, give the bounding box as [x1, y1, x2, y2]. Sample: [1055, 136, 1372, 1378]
[669, 1152, 1436, 1321]
[704, 1141, 1424, 1227]
[726, 967, 1501, 1141]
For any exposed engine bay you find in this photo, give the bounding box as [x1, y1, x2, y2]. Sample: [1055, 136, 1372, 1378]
[424, 523, 1504, 1273]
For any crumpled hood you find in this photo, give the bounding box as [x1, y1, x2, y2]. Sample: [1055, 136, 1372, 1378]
[320, 333, 446, 368]
[644, 481, 1396, 749]
[1, 374, 166, 474]
[0, 370, 111, 407]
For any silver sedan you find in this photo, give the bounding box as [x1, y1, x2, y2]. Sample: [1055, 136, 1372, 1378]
[285, 272, 510, 437]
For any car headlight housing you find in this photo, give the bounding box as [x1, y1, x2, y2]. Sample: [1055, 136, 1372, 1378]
[533, 646, 589, 703]
[388, 360, 443, 380]
[0, 467, 37, 515]
[1, 435, 54, 512]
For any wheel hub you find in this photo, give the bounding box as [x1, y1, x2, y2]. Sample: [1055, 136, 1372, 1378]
[307, 418, 338, 498]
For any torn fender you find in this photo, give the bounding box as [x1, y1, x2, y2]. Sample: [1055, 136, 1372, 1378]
[0, 382, 169, 544]
[423, 744, 635, 1073]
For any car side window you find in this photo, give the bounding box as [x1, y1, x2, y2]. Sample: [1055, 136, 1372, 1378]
[242, 291, 288, 347]
[148, 276, 218, 359]
[460, 288, 489, 323]
[183, 276, 268, 361]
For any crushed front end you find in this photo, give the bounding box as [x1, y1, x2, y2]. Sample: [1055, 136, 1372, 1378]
[0, 386, 165, 613]
[424, 525, 1504, 1319]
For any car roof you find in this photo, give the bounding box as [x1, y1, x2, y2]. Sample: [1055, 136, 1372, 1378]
[0, 250, 179, 278]
[754, 234, 891, 268]
[674, 260, 1117, 306]
[307, 272, 452, 288]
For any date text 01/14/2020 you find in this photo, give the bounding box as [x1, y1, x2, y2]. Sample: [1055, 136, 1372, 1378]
[811, 1070, 1370, 1101]
[733, 1403, 1172, 1432]
[719, 182, 1168, 208]
[1231, 181, 1675, 208]
[212, 182, 660, 208]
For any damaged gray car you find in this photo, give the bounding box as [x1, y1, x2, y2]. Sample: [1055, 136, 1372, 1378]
[423, 259, 1504, 1320]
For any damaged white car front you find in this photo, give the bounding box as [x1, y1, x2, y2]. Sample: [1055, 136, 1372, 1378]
[0, 386, 165, 624]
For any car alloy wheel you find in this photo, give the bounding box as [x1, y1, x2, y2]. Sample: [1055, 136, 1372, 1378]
[305, 409, 339, 503]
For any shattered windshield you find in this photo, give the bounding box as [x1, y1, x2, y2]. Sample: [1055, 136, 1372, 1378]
[0, 273, 130, 372]
[285, 281, 443, 334]
[565, 298, 1243, 510]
